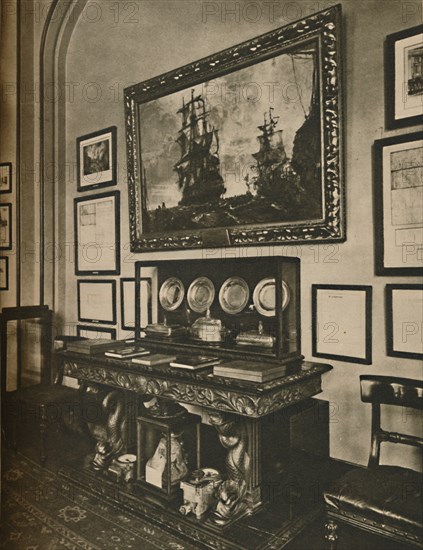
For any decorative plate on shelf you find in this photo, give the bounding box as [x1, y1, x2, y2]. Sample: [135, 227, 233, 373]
[187, 277, 215, 313]
[219, 277, 250, 314]
[159, 277, 185, 311]
[253, 278, 290, 317]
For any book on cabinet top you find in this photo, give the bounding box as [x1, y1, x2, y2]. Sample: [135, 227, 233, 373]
[132, 353, 176, 366]
[67, 339, 125, 354]
[169, 355, 221, 370]
[213, 360, 287, 382]
[105, 347, 150, 359]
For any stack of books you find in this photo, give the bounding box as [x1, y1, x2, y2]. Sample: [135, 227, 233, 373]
[213, 360, 287, 383]
[169, 355, 221, 371]
[66, 339, 125, 355]
[105, 346, 150, 359]
[132, 354, 176, 366]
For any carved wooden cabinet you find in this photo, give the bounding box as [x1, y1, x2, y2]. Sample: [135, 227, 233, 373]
[59, 255, 334, 528]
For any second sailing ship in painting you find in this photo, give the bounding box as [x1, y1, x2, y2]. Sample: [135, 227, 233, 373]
[139, 41, 322, 233]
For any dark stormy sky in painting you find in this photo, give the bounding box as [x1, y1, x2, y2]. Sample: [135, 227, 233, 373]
[138, 44, 315, 209]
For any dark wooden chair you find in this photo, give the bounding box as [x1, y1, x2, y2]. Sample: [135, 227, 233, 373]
[0, 305, 80, 466]
[323, 375, 423, 549]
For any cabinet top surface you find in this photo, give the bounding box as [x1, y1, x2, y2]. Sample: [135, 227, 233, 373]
[60, 349, 332, 417]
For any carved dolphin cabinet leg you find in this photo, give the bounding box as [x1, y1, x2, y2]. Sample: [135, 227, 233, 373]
[80, 383, 128, 471]
[208, 410, 262, 525]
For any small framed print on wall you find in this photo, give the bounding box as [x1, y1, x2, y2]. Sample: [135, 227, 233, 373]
[120, 277, 152, 331]
[374, 132, 422, 276]
[0, 256, 9, 290]
[77, 280, 116, 325]
[77, 324, 117, 340]
[77, 126, 117, 191]
[74, 191, 120, 275]
[312, 285, 372, 365]
[386, 284, 423, 360]
[386, 24, 423, 129]
[0, 203, 12, 250]
[0, 163, 12, 193]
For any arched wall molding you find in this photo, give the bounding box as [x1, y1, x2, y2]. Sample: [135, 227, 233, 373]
[40, 0, 88, 312]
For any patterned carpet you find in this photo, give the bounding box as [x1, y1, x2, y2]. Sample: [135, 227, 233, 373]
[2, 449, 405, 550]
[0, 451, 199, 550]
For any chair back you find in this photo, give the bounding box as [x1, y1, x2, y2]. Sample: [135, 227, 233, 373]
[0, 306, 53, 396]
[360, 375, 423, 467]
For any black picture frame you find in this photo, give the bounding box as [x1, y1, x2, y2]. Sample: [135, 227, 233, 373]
[386, 284, 423, 360]
[0, 162, 12, 193]
[0, 256, 9, 290]
[0, 203, 12, 250]
[386, 24, 423, 130]
[374, 132, 422, 276]
[120, 277, 152, 331]
[77, 279, 116, 325]
[76, 324, 117, 340]
[125, 4, 344, 252]
[77, 126, 117, 191]
[312, 284, 372, 365]
[74, 191, 120, 276]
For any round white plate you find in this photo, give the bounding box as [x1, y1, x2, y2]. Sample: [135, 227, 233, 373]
[159, 277, 185, 311]
[219, 277, 249, 314]
[187, 277, 215, 313]
[252, 277, 290, 317]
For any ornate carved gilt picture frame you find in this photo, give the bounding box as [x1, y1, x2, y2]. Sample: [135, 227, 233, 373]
[125, 5, 344, 251]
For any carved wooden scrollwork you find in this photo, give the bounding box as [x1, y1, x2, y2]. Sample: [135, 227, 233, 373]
[63, 359, 325, 418]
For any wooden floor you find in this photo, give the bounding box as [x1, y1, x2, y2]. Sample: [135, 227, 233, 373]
[1, 420, 415, 550]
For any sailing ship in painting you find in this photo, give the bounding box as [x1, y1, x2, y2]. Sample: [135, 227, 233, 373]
[250, 107, 299, 199]
[173, 96, 296, 206]
[143, 51, 321, 233]
[174, 90, 226, 206]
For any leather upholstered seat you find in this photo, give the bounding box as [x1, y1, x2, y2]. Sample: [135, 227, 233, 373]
[324, 466, 422, 541]
[323, 375, 423, 549]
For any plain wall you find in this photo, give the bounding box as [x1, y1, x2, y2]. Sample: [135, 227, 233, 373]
[0, 0, 18, 308]
[63, 0, 422, 469]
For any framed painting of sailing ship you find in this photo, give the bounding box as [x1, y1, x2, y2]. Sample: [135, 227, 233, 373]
[125, 5, 344, 251]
